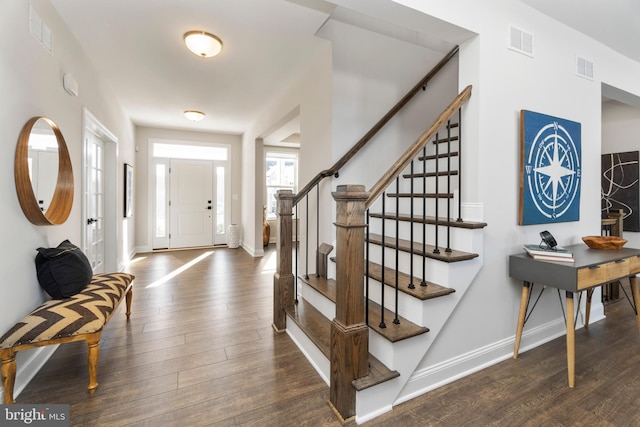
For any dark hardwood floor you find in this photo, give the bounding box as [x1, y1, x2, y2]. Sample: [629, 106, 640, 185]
[16, 247, 640, 426]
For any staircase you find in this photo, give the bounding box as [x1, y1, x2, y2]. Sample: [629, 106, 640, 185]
[272, 48, 487, 424]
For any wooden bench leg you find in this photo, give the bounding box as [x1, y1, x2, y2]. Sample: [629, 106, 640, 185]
[86, 333, 101, 394]
[125, 287, 133, 319]
[1, 349, 17, 404]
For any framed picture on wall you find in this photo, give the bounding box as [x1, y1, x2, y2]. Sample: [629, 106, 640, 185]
[519, 110, 582, 225]
[602, 151, 640, 231]
[124, 163, 133, 218]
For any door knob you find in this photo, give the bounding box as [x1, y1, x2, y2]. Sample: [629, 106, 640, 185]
[87, 218, 97, 224]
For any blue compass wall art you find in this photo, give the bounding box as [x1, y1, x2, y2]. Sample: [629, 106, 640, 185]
[519, 110, 581, 225]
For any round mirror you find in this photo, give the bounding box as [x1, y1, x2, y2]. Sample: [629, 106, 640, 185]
[15, 116, 73, 225]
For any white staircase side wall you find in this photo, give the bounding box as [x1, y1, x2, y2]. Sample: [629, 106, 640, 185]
[357, 226, 485, 421]
[365, 227, 484, 323]
[355, 380, 397, 424]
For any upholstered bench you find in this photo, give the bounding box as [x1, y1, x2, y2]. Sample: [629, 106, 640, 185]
[0, 272, 134, 404]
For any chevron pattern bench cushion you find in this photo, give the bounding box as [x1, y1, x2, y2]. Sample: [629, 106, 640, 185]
[0, 272, 134, 350]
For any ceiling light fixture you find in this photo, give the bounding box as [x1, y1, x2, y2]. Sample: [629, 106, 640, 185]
[183, 31, 223, 58]
[184, 110, 205, 122]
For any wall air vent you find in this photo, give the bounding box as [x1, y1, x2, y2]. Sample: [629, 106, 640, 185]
[29, 5, 52, 55]
[576, 56, 594, 80]
[509, 26, 534, 57]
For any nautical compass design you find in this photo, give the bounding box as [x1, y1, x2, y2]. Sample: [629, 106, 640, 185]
[520, 110, 581, 225]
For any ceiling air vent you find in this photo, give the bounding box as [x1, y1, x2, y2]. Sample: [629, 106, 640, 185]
[576, 56, 594, 80]
[509, 26, 533, 57]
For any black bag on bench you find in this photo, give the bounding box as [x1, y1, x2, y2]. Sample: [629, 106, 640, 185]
[35, 239, 93, 299]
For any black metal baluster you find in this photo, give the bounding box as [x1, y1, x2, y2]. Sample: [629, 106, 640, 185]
[457, 108, 463, 222]
[295, 203, 299, 303]
[380, 192, 386, 329]
[304, 194, 309, 280]
[421, 147, 427, 287]
[446, 120, 452, 253]
[366, 209, 370, 326]
[316, 186, 320, 278]
[394, 177, 400, 325]
[433, 132, 440, 255]
[409, 160, 415, 290]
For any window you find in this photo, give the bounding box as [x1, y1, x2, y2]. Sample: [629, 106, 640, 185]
[266, 152, 297, 219]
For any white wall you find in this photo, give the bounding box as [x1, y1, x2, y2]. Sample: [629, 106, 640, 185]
[319, 19, 458, 192]
[602, 100, 640, 248]
[134, 126, 242, 253]
[0, 0, 135, 396]
[242, 42, 333, 257]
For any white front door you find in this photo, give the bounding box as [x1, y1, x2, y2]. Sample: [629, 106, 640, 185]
[169, 159, 214, 248]
[84, 132, 105, 272]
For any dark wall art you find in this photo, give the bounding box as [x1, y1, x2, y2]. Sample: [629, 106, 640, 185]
[601, 151, 639, 231]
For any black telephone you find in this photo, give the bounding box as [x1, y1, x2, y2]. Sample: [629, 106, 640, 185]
[539, 230, 558, 249]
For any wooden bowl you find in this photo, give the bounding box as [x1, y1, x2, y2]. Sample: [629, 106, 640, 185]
[582, 236, 627, 250]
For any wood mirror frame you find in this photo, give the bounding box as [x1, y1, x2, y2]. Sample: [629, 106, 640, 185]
[15, 116, 74, 225]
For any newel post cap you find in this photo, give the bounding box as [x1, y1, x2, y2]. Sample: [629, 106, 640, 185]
[332, 184, 369, 201]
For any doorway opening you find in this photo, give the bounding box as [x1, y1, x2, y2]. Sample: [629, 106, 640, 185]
[151, 139, 230, 250]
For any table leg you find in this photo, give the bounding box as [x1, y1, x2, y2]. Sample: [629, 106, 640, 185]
[585, 288, 594, 328]
[513, 282, 530, 359]
[566, 291, 575, 388]
[630, 275, 640, 333]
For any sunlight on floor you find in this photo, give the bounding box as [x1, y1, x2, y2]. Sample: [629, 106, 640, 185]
[262, 250, 276, 273]
[145, 251, 214, 288]
[127, 256, 146, 265]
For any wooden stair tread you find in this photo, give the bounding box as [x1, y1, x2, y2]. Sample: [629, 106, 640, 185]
[286, 298, 399, 391]
[367, 299, 429, 342]
[298, 275, 429, 343]
[367, 261, 455, 301]
[302, 266, 453, 301]
[352, 354, 400, 391]
[368, 233, 478, 262]
[402, 171, 459, 178]
[419, 151, 459, 161]
[285, 298, 331, 357]
[386, 192, 453, 198]
[433, 135, 459, 144]
[300, 274, 336, 301]
[369, 213, 487, 229]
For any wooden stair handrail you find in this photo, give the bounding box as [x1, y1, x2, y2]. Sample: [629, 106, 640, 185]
[293, 45, 460, 205]
[365, 85, 472, 209]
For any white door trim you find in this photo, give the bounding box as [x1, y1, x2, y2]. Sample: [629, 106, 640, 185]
[82, 108, 118, 272]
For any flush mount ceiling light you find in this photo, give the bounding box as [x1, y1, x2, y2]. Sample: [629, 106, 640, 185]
[184, 110, 205, 122]
[183, 31, 223, 58]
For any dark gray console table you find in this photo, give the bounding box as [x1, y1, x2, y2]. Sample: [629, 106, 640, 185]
[509, 244, 640, 387]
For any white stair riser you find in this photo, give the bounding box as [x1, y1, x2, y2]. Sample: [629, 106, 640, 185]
[368, 196, 460, 220]
[367, 247, 453, 284]
[299, 281, 335, 321]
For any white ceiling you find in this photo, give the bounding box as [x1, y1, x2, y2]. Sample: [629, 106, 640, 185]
[522, 0, 640, 63]
[50, 0, 331, 134]
[49, 0, 640, 135]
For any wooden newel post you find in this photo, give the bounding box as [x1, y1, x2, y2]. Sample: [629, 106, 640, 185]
[329, 184, 369, 422]
[273, 189, 295, 332]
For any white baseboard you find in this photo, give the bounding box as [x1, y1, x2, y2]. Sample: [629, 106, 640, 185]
[461, 201, 484, 222]
[396, 316, 569, 405]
